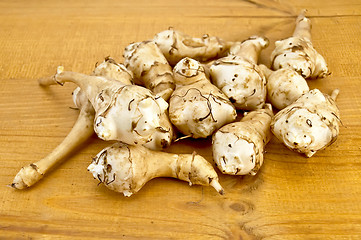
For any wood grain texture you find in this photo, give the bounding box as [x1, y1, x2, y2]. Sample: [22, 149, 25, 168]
[1, 0, 361, 239]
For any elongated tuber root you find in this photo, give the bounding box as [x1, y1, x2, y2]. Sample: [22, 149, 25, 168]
[209, 36, 269, 110]
[11, 90, 95, 189]
[123, 41, 175, 101]
[271, 89, 340, 157]
[259, 64, 309, 110]
[39, 67, 174, 150]
[11, 58, 135, 189]
[153, 28, 233, 66]
[87, 142, 224, 197]
[270, 10, 330, 79]
[169, 57, 237, 138]
[212, 104, 273, 176]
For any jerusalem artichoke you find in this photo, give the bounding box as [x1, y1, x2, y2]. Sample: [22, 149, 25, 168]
[212, 104, 273, 176]
[87, 142, 224, 197]
[11, 89, 94, 189]
[93, 56, 134, 84]
[123, 41, 175, 101]
[11, 58, 136, 189]
[153, 28, 232, 66]
[271, 89, 340, 157]
[39, 66, 174, 150]
[259, 64, 309, 110]
[270, 10, 330, 79]
[169, 57, 237, 138]
[209, 36, 269, 110]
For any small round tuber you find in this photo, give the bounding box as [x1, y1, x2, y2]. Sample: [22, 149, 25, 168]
[212, 104, 273, 176]
[209, 36, 269, 110]
[271, 89, 340, 157]
[259, 64, 309, 110]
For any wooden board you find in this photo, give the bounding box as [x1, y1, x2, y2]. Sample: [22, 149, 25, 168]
[1, 0, 361, 239]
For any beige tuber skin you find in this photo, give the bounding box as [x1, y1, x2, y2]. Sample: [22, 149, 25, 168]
[270, 10, 330, 79]
[169, 57, 237, 138]
[38, 66, 174, 150]
[271, 89, 340, 157]
[93, 56, 134, 84]
[212, 104, 273, 176]
[11, 90, 94, 189]
[11, 57, 134, 189]
[209, 36, 269, 110]
[123, 41, 175, 101]
[153, 28, 233, 66]
[87, 142, 224, 197]
[259, 64, 309, 110]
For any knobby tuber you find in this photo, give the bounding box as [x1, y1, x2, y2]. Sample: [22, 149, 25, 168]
[153, 28, 232, 66]
[87, 142, 224, 197]
[38, 66, 174, 150]
[212, 104, 273, 176]
[271, 89, 340, 157]
[11, 57, 135, 189]
[270, 10, 330, 79]
[259, 64, 309, 110]
[93, 56, 134, 84]
[13, 12, 343, 197]
[123, 41, 175, 101]
[169, 57, 237, 138]
[209, 36, 269, 110]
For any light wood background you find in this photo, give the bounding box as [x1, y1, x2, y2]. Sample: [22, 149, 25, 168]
[1, 0, 361, 239]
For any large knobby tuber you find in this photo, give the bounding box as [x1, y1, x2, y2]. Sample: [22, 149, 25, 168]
[271, 89, 340, 157]
[168, 57, 237, 138]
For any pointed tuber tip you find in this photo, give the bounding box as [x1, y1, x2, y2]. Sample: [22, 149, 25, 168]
[210, 179, 224, 195]
[296, 9, 308, 23]
[38, 66, 65, 87]
[330, 89, 340, 101]
[9, 178, 28, 190]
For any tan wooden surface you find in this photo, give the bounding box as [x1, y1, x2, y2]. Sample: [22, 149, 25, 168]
[1, 0, 361, 239]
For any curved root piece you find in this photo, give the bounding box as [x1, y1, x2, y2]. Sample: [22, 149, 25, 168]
[11, 101, 95, 189]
